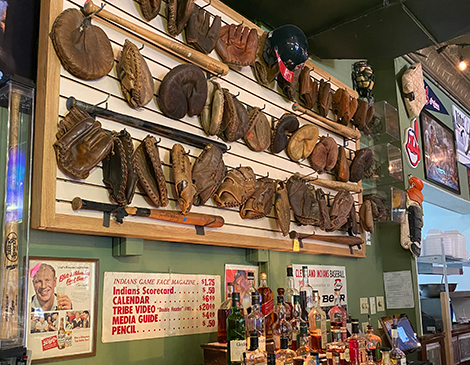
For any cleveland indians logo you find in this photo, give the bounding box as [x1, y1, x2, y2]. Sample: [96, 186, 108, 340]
[404, 118, 421, 168]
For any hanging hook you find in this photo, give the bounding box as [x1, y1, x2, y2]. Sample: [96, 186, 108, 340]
[155, 137, 162, 144]
[226, 145, 231, 151]
[233, 91, 240, 98]
[237, 20, 244, 27]
[200, 0, 211, 10]
[95, 94, 111, 109]
[260, 104, 266, 111]
[265, 171, 270, 178]
[139, 44, 145, 51]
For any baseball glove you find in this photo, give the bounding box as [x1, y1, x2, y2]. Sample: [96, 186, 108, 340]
[200, 79, 224, 136]
[133, 135, 169, 207]
[102, 129, 138, 205]
[299, 66, 318, 110]
[139, 0, 161, 21]
[286, 125, 319, 162]
[271, 114, 299, 154]
[363, 194, 388, 221]
[240, 177, 275, 219]
[316, 188, 331, 231]
[171, 143, 196, 214]
[328, 189, 354, 231]
[332, 88, 350, 125]
[348, 203, 359, 235]
[350, 148, 373, 182]
[252, 31, 279, 86]
[219, 90, 248, 142]
[215, 24, 258, 67]
[277, 68, 300, 102]
[275, 180, 291, 236]
[309, 136, 338, 174]
[213, 166, 256, 207]
[352, 99, 375, 131]
[192, 144, 225, 206]
[231, 96, 250, 141]
[50, 8, 114, 80]
[117, 39, 154, 108]
[167, 0, 194, 37]
[335, 146, 350, 182]
[185, 4, 221, 54]
[359, 199, 374, 233]
[244, 107, 271, 152]
[318, 79, 332, 117]
[287, 173, 320, 226]
[54, 106, 114, 180]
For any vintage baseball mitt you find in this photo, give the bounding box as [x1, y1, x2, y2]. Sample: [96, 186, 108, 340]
[240, 177, 275, 219]
[102, 129, 138, 205]
[157, 64, 207, 119]
[185, 4, 221, 54]
[139, 0, 161, 21]
[286, 124, 319, 162]
[318, 79, 333, 117]
[244, 107, 271, 152]
[309, 136, 338, 174]
[271, 114, 299, 154]
[287, 173, 320, 226]
[192, 144, 225, 206]
[117, 39, 154, 108]
[352, 99, 375, 131]
[316, 188, 331, 231]
[277, 68, 300, 102]
[167, 0, 194, 36]
[215, 24, 258, 67]
[199, 79, 224, 136]
[230, 96, 249, 142]
[50, 8, 114, 80]
[171, 143, 196, 214]
[133, 135, 169, 207]
[335, 146, 350, 182]
[251, 31, 279, 86]
[299, 66, 318, 110]
[54, 106, 114, 180]
[350, 148, 373, 182]
[275, 180, 291, 236]
[328, 189, 354, 231]
[213, 166, 256, 207]
[348, 203, 359, 235]
[363, 194, 388, 221]
[359, 199, 374, 233]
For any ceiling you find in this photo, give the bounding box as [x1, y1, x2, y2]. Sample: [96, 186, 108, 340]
[221, 0, 470, 59]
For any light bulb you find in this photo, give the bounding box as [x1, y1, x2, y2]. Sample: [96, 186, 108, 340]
[458, 56, 467, 71]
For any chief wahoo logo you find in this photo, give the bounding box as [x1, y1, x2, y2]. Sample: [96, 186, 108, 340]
[404, 118, 421, 168]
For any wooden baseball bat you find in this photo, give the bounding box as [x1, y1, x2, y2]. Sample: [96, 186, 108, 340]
[0, 91, 22, 340]
[289, 230, 363, 246]
[295, 173, 362, 193]
[72, 197, 225, 228]
[292, 103, 362, 140]
[82, 0, 229, 76]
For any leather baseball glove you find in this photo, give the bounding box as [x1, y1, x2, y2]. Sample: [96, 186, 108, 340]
[171, 143, 197, 214]
[215, 24, 258, 67]
[213, 166, 256, 207]
[328, 189, 354, 231]
[192, 144, 225, 206]
[185, 4, 221, 54]
[244, 107, 271, 152]
[54, 106, 114, 180]
[117, 39, 154, 108]
[252, 31, 279, 86]
[240, 177, 275, 219]
[300, 66, 319, 110]
[271, 114, 299, 154]
[363, 194, 388, 221]
[335, 146, 350, 182]
[133, 135, 169, 207]
[102, 129, 138, 205]
[287, 124, 319, 162]
[309, 136, 338, 174]
[200, 79, 224, 136]
[316, 188, 331, 231]
[359, 199, 374, 233]
[167, 0, 194, 36]
[139, 0, 161, 21]
[350, 148, 373, 182]
[277, 68, 301, 102]
[275, 180, 291, 236]
[287, 173, 320, 226]
[352, 99, 375, 131]
[318, 79, 333, 117]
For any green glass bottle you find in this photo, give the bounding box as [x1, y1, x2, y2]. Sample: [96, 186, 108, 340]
[227, 292, 246, 365]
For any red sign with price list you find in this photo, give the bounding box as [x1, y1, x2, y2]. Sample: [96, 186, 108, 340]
[102, 272, 220, 343]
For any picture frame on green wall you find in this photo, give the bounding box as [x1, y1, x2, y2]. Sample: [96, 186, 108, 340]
[420, 110, 460, 194]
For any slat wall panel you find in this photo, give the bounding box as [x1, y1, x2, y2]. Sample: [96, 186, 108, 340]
[33, 0, 365, 257]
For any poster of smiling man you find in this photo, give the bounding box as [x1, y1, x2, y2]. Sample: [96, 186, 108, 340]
[452, 105, 470, 167]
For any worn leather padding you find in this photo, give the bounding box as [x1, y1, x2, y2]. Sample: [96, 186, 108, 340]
[275, 180, 290, 236]
[286, 124, 319, 162]
[185, 5, 221, 54]
[50, 8, 114, 81]
[309, 141, 327, 173]
[240, 177, 275, 219]
[271, 113, 299, 154]
[157, 64, 207, 120]
[167, 0, 194, 36]
[402, 63, 426, 118]
[192, 144, 225, 205]
[350, 148, 373, 182]
[213, 166, 256, 207]
[139, 0, 161, 21]
[287, 173, 320, 225]
[321, 136, 338, 171]
[171, 143, 196, 214]
[244, 107, 271, 152]
[215, 24, 258, 66]
[329, 189, 353, 231]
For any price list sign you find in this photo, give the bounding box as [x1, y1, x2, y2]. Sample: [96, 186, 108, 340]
[102, 272, 220, 343]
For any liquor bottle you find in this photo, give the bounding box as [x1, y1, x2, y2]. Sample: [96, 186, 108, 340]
[65, 320, 73, 348]
[268, 352, 276, 365]
[294, 359, 305, 365]
[247, 292, 266, 352]
[300, 266, 314, 315]
[218, 282, 234, 343]
[275, 337, 296, 365]
[364, 317, 381, 361]
[285, 265, 298, 320]
[305, 351, 320, 365]
[365, 350, 376, 365]
[259, 272, 274, 340]
[245, 332, 268, 365]
[326, 329, 350, 365]
[389, 324, 406, 365]
[299, 291, 309, 323]
[290, 294, 304, 351]
[273, 295, 293, 350]
[348, 319, 366, 365]
[227, 292, 246, 365]
[308, 290, 327, 353]
[296, 322, 312, 359]
[58, 318, 66, 350]
[380, 347, 391, 365]
[328, 289, 347, 341]
[244, 272, 260, 313]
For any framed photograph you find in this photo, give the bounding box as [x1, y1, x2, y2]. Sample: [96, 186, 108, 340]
[420, 110, 460, 194]
[224, 264, 258, 307]
[26, 257, 99, 363]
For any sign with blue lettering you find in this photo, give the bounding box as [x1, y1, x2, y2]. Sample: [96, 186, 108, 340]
[424, 80, 449, 115]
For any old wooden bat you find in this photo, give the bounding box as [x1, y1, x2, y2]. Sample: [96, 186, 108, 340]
[82, 0, 229, 76]
[292, 103, 362, 140]
[72, 197, 225, 228]
[289, 230, 363, 246]
[295, 173, 362, 193]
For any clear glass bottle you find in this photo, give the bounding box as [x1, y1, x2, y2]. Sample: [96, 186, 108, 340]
[300, 291, 310, 323]
[259, 272, 275, 340]
[227, 292, 246, 365]
[273, 295, 293, 350]
[285, 265, 298, 321]
[247, 292, 266, 352]
[328, 289, 347, 341]
[380, 347, 391, 365]
[300, 266, 314, 315]
[364, 317, 381, 362]
[296, 322, 312, 359]
[308, 290, 327, 353]
[58, 317, 66, 350]
[389, 324, 406, 365]
[218, 282, 234, 343]
[290, 294, 304, 351]
[244, 271, 260, 313]
[305, 351, 320, 365]
[245, 332, 268, 365]
[276, 337, 296, 365]
[326, 329, 350, 365]
[349, 319, 366, 365]
[365, 350, 376, 365]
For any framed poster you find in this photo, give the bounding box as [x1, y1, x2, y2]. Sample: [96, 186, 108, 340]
[26, 257, 99, 363]
[224, 264, 258, 308]
[420, 110, 460, 194]
[452, 105, 470, 167]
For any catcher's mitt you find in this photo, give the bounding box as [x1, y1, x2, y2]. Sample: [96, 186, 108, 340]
[274, 180, 291, 236]
[299, 66, 318, 110]
[50, 8, 114, 80]
[244, 107, 271, 152]
[213, 166, 256, 207]
[287, 173, 320, 226]
[117, 39, 154, 108]
[286, 124, 319, 162]
[185, 4, 221, 54]
[251, 31, 279, 86]
[335, 146, 350, 183]
[309, 136, 338, 174]
[167, 0, 194, 37]
[350, 148, 373, 182]
[133, 135, 169, 207]
[271, 113, 299, 154]
[199, 79, 224, 136]
[215, 24, 258, 67]
[328, 189, 354, 232]
[139, 0, 161, 21]
[171, 143, 196, 214]
[54, 106, 114, 180]
[157, 64, 207, 120]
[192, 144, 225, 206]
[359, 199, 374, 233]
[277, 68, 300, 102]
[240, 177, 275, 219]
[318, 79, 333, 117]
[102, 129, 138, 205]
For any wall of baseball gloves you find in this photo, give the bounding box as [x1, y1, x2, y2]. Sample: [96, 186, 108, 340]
[44, 0, 384, 254]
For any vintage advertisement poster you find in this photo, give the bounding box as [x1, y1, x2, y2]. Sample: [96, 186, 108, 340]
[102, 272, 220, 343]
[224, 264, 258, 309]
[453, 105, 470, 167]
[26, 257, 98, 362]
[292, 264, 347, 312]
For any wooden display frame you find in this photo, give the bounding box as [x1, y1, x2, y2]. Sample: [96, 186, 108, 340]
[32, 0, 365, 258]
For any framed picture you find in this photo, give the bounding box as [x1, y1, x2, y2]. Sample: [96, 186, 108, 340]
[26, 257, 99, 363]
[420, 110, 460, 194]
[224, 264, 258, 308]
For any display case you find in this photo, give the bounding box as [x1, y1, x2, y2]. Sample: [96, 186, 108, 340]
[361, 100, 400, 145]
[0, 75, 34, 353]
[364, 143, 404, 185]
[362, 185, 407, 223]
